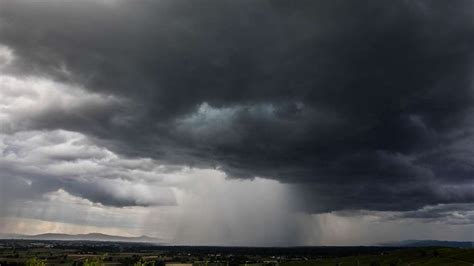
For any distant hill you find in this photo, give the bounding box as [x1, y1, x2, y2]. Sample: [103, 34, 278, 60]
[382, 240, 474, 248]
[0, 233, 159, 243]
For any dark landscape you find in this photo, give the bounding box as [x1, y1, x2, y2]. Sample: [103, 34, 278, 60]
[0, 236, 473, 266]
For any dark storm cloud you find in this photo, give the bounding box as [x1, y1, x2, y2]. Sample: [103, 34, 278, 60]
[1, 0, 474, 212]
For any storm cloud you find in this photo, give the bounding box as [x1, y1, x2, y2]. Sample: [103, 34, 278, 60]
[1, 0, 474, 222]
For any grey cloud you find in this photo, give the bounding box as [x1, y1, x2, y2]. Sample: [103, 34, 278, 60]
[1, 0, 474, 213]
[0, 73, 125, 134]
[0, 130, 177, 208]
[390, 203, 474, 225]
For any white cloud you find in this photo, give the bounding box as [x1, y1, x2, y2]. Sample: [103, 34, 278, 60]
[0, 45, 14, 68]
[0, 130, 177, 207]
[0, 74, 122, 133]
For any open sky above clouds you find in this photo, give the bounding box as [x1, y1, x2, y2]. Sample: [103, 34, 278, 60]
[0, 0, 473, 245]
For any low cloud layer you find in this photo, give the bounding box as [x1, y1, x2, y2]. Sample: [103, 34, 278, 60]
[0, 130, 177, 207]
[0, 0, 474, 244]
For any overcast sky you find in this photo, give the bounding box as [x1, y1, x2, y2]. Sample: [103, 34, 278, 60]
[0, 0, 473, 246]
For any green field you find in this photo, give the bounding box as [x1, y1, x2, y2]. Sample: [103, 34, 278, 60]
[281, 248, 474, 266]
[1, 245, 473, 266]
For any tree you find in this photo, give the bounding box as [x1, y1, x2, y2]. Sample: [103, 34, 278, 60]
[25, 257, 47, 266]
[83, 257, 105, 266]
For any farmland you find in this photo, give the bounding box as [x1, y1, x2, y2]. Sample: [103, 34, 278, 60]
[0, 240, 473, 265]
